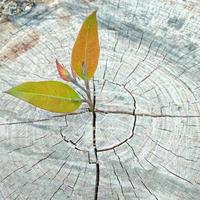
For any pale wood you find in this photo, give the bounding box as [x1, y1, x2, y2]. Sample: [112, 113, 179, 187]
[0, 0, 200, 199]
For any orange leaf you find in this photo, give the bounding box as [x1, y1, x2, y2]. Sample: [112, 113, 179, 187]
[56, 59, 70, 81]
[71, 11, 100, 80]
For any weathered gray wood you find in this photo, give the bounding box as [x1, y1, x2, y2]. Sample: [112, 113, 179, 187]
[0, 0, 200, 199]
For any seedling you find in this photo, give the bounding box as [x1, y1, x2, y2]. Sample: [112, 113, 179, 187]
[5, 11, 135, 200]
[5, 10, 101, 200]
[5, 11, 99, 114]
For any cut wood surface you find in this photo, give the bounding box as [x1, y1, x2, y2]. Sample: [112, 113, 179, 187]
[0, 0, 200, 199]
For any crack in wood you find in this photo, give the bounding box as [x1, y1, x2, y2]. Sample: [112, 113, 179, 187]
[1, 1, 200, 199]
[112, 164, 125, 198]
[0, 165, 25, 183]
[25, 151, 56, 173]
[147, 135, 196, 162]
[160, 163, 193, 185]
[135, 169, 159, 200]
[113, 149, 139, 199]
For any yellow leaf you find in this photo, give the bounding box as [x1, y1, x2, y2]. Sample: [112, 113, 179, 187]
[5, 81, 82, 113]
[71, 10, 100, 80]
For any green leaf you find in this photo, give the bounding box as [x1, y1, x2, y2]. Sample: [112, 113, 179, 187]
[5, 81, 82, 113]
[71, 10, 100, 80]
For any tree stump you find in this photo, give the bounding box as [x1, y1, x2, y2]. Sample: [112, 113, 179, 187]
[0, 0, 200, 199]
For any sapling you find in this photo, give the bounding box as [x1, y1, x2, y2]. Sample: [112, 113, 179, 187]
[5, 10, 101, 200]
[5, 11, 99, 114]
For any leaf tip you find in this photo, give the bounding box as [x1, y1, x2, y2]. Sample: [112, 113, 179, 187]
[92, 10, 97, 15]
[89, 10, 97, 20]
[3, 90, 9, 94]
[3, 87, 13, 94]
[3, 88, 18, 97]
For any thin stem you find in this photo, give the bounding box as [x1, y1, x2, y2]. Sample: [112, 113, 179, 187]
[70, 78, 91, 106]
[71, 78, 87, 94]
[70, 63, 93, 108]
[68, 64, 99, 199]
[82, 63, 93, 109]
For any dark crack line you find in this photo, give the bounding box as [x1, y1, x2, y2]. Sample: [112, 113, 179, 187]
[124, 37, 162, 87]
[163, 66, 195, 96]
[112, 164, 125, 198]
[32, 170, 50, 183]
[102, 58, 108, 80]
[100, 79, 106, 95]
[1, 106, 199, 130]
[155, 43, 162, 56]
[49, 177, 66, 200]
[141, 180, 158, 200]
[141, 40, 154, 62]
[13, 194, 20, 200]
[8, 143, 34, 154]
[97, 113, 136, 152]
[147, 135, 196, 162]
[126, 142, 145, 170]
[135, 170, 158, 200]
[35, 134, 48, 141]
[92, 80, 100, 200]
[97, 86, 137, 152]
[49, 166, 73, 199]
[160, 164, 193, 185]
[70, 172, 81, 197]
[0, 110, 88, 126]
[145, 158, 157, 169]
[26, 151, 56, 173]
[5, 182, 28, 199]
[136, 53, 167, 87]
[175, 47, 199, 65]
[59, 127, 88, 153]
[0, 165, 25, 183]
[51, 158, 69, 180]
[136, 32, 144, 53]
[59, 111, 97, 167]
[51, 140, 63, 148]
[113, 43, 128, 82]
[95, 109, 200, 118]
[124, 62, 140, 86]
[124, 168, 139, 199]
[113, 149, 139, 199]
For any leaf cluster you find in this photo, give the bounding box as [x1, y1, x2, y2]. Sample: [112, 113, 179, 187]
[5, 11, 99, 113]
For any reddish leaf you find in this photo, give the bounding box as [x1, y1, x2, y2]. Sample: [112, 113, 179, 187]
[56, 59, 70, 81]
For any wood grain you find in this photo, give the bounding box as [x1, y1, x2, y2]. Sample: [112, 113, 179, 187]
[0, 0, 200, 199]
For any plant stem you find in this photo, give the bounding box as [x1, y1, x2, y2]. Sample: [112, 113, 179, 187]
[71, 78, 87, 94]
[81, 63, 93, 109]
[70, 78, 91, 107]
[83, 77, 93, 109]
[71, 64, 100, 199]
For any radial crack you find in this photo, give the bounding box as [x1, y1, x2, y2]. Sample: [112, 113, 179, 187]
[135, 170, 158, 200]
[113, 149, 139, 199]
[112, 164, 125, 198]
[160, 164, 193, 185]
